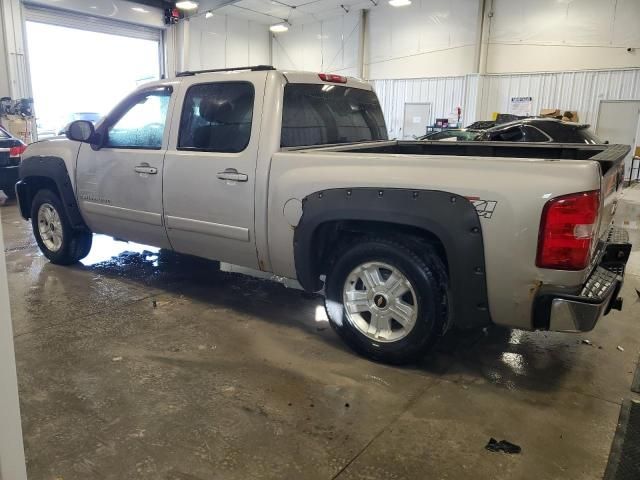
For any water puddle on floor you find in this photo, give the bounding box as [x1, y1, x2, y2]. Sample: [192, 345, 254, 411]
[80, 235, 160, 267]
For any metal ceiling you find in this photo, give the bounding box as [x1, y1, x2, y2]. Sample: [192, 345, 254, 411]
[133, 0, 373, 25]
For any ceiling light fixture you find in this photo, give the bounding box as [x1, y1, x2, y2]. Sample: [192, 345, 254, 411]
[175, 1, 199, 10]
[205, 11, 214, 18]
[388, 0, 411, 6]
[131, 7, 149, 13]
[269, 23, 289, 33]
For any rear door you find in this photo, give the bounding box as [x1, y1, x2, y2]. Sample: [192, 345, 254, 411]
[162, 72, 266, 268]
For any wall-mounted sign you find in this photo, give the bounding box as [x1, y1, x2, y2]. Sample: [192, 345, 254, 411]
[510, 97, 533, 117]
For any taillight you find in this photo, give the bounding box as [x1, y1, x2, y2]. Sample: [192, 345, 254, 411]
[9, 145, 26, 158]
[536, 190, 600, 270]
[318, 73, 347, 84]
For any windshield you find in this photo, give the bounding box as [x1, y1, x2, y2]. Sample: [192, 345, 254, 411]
[281, 84, 388, 147]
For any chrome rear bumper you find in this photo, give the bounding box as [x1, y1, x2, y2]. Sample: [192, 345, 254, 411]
[534, 226, 630, 333]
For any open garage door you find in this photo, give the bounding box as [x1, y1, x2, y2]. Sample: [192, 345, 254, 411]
[24, 6, 163, 139]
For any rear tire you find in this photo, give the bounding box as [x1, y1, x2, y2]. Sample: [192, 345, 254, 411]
[31, 189, 92, 265]
[324, 237, 448, 364]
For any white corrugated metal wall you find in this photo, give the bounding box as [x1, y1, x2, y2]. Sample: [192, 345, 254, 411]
[372, 69, 640, 137]
[480, 69, 640, 126]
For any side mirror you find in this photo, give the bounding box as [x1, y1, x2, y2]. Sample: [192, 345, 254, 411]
[66, 120, 95, 143]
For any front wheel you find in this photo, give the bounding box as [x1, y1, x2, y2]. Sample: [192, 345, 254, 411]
[31, 189, 92, 265]
[324, 237, 448, 364]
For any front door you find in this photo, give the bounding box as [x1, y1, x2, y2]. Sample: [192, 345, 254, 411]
[76, 86, 174, 248]
[162, 73, 266, 269]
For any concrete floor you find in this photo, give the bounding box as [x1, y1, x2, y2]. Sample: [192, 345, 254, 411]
[2, 200, 640, 480]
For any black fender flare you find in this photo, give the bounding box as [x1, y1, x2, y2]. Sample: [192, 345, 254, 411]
[17, 156, 87, 230]
[293, 188, 491, 329]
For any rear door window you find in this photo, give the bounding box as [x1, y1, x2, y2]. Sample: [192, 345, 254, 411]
[178, 82, 254, 153]
[494, 126, 524, 141]
[281, 84, 388, 147]
[521, 126, 550, 142]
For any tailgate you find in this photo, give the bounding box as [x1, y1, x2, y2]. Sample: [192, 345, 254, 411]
[594, 144, 629, 242]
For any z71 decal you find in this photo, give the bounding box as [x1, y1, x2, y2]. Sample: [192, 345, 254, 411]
[467, 197, 498, 219]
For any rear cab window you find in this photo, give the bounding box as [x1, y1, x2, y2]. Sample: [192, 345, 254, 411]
[281, 84, 388, 148]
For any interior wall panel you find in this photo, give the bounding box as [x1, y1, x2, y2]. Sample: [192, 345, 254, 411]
[186, 14, 270, 71]
[272, 11, 362, 76]
[488, 0, 640, 73]
[366, 0, 480, 79]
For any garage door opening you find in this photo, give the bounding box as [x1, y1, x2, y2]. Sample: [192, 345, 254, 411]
[25, 20, 162, 139]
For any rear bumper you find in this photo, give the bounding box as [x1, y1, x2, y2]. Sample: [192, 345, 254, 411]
[533, 226, 631, 332]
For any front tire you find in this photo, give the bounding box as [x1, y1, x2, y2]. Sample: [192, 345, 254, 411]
[31, 189, 92, 265]
[324, 237, 448, 364]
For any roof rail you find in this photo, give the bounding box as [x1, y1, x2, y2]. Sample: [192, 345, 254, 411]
[176, 65, 275, 77]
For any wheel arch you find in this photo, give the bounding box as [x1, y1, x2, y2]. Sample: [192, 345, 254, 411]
[17, 156, 87, 230]
[293, 188, 491, 329]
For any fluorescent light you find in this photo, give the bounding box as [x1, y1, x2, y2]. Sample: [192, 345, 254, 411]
[131, 7, 149, 13]
[175, 1, 198, 10]
[388, 0, 411, 6]
[205, 11, 214, 18]
[269, 23, 289, 33]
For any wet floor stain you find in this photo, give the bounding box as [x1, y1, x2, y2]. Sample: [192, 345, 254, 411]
[3, 202, 640, 480]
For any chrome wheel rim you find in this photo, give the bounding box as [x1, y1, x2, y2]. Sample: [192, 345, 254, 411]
[37, 203, 63, 252]
[343, 261, 418, 343]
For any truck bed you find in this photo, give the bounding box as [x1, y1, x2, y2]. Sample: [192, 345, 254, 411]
[303, 141, 629, 174]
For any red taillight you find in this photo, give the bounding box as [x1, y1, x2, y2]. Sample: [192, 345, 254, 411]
[318, 73, 347, 84]
[536, 190, 600, 270]
[9, 145, 26, 158]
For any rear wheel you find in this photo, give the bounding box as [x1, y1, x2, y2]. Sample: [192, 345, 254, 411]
[31, 189, 92, 265]
[324, 237, 448, 364]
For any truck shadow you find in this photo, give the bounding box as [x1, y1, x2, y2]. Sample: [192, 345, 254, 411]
[72, 236, 580, 395]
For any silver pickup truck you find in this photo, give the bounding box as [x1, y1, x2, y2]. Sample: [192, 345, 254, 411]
[15, 66, 632, 364]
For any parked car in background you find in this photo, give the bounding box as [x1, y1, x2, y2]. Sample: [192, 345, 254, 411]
[57, 112, 102, 135]
[419, 118, 604, 144]
[419, 129, 482, 141]
[0, 125, 26, 199]
[478, 118, 604, 144]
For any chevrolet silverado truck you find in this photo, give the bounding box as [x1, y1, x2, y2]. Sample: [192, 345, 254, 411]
[15, 66, 632, 364]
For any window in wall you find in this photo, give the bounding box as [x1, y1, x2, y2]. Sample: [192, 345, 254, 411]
[106, 90, 171, 149]
[178, 82, 254, 153]
[281, 84, 388, 147]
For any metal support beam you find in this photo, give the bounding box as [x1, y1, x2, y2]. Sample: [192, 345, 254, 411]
[475, 0, 493, 75]
[359, 9, 369, 79]
[0, 0, 31, 99]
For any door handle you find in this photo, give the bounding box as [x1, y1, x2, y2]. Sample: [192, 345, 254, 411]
[134, 163, 158, 175]
[217, 168, 248, 182]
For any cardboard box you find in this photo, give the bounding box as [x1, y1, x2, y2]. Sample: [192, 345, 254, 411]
[1, 116, 32, 143]
[540, 108, 561, 119]
[540, 108, 579, 123]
